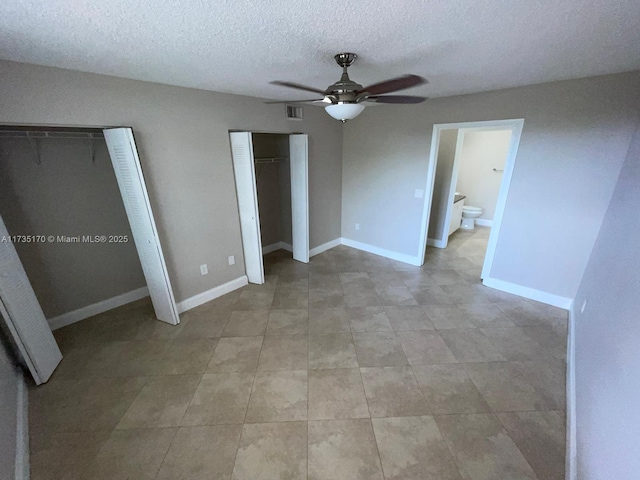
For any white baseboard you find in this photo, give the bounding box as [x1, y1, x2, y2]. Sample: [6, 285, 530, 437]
[475, 218, 493, 227]
[177, 275, 248, 313]
[427, 238, 447, 249]
[341, 237, 421, 266]
[482, 277, 573, 309]
[262, 241, 292, 255]
[566, 303, 577, 480]
[48, 286, 150, 330]
[15, 372, 28, 480]
[310, 238, 341, 257]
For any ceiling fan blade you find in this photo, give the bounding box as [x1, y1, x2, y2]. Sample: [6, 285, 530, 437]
[270, 81, 326, 95]
[366, 95, 428, 104]
[358, 75, 427, 95]
[264, 99, 325, 104]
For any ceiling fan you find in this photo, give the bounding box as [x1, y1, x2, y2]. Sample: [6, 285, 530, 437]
[267, 53, 428, 122]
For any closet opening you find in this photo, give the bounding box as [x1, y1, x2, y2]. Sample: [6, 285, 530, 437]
[229, 131, 309, 285]
[0, 124, 178, 383]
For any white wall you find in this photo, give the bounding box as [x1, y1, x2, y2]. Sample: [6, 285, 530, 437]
[0, 137, 146, 318]
[428, 129, 458, 243]
[573, 124, 640, 479]
[343, 71, 640, 300]
[0, 60, 343, 303]
[456, 130, 511, 221]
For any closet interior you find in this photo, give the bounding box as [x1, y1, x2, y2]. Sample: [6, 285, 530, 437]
[252, 133, 292, 257]
[0, 125, 146, 324]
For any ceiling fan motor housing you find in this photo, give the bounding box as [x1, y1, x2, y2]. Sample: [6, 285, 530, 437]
[327, 52, 363, 102]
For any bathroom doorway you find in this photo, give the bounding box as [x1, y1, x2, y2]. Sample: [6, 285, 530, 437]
[419, 119, 524, 281]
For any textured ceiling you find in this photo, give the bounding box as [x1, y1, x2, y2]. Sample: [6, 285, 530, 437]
[1, 0, 639, 100]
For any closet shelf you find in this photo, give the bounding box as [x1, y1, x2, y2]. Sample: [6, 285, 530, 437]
[255, 157, 287, 164]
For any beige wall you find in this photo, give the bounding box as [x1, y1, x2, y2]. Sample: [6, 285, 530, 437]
[0, 137, 145, 318]
[0, 60, 343, 303]
[428, 128, 458, 243]
[343, 71, 640, 300]
[456, 129, 512, 221]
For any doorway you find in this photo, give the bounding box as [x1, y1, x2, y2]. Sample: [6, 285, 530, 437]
[0, 125, 178, 383]
[419, 119, 524, 281]
[229, 131, 309, 285]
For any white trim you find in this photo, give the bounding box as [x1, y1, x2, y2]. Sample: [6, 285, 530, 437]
[48, 286, 150, 330]
[341, 238, 421, 266]
[482, 276, 573, 309]
[15, 372, 28, 480]
[566, 303, 577, 480]
[262, 241, 292, 255]
[439, 130, 466, 249]
[176, 275, 248, 313]
[309, 238, 341, 257]
[475, 219, 493, 227]
[427, 238, 447, 249]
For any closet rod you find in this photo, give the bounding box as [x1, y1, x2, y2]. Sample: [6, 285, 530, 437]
[0, 130, 104, 164]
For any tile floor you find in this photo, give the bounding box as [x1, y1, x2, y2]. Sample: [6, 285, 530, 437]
[30, 227, 568, 480]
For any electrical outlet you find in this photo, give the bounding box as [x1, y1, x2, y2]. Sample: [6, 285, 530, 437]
[200, 264, 208, 275]
[228, 255, 235, 266]
[355, 223, 360, 230]
[415, 189, 424, 198]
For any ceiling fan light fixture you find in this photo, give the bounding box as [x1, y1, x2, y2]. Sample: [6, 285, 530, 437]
[325, 102, 365, 122]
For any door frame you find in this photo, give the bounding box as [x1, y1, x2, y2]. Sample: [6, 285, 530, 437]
[418, 118, 525, 280]
[229, 130, 310, 284]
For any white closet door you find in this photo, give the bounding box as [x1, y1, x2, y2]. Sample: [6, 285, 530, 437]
[290, 134, 309, 263]
[230, 132, 264, 284]
[103, 128, 179, 325]
[0, 215, 62, 385]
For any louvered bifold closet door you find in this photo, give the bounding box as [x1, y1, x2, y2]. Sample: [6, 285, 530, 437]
[103, 128, 179, 325]
[289, 134, 309, 263]
[0, 215, 62, 384]
[229, 132, 264, 284]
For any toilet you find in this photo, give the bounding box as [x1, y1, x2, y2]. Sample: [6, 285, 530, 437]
[461, 206, 483, 230]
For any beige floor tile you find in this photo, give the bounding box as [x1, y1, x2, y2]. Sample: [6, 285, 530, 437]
[206, 336, 263, 373]
[429, 269, 468, 286]
[232, 422, 307, 480]
[271, 284, 309, 309]
[412, 364, 491, 414]
[353, 332, 409, 367]
[134, 317, 185, 340]
[384, 305, 435, 331]
[30, 430, 111, 480]
[308, 419, 384, 480]
[308, 368, 369, 420]
[245, 370, 308, 422]
[29, 377, 148, 433]
[435, 413, 538, 480]
[178, 311, 230, 338]
[181, 373, 254, 425]
[223, 310, 270, 337]
[457, 303, 516, 327]
[309, 307, 351, 334]
[257, 334, 308, 371]
[156, 425, 242, 480]
[398, 271, 436, 288]
[348, 306, 394, 332]
[440, 284, 498, 305]
[407, 285, 455, 305]
[423, 305, 476, 329]
[234, 288, 277, 311]
[116, 375, 201, 429]
[463, 361, 559, 412]
[497, 301, 568, 326]
[309, 333, 359, 369]
[397, 330, 458, 365]
[309, 283, 344, 308]
[497, 410, 566, 480]
[375, 284, 419, 306]
[81, 427, 177, 480]
[438, 328, 506, 362]
[372, 416, 462, 480]
[360, 367, 430, 417]
[84, 340, 171, 377]
[343, 290, 383, 307]
[266, 308, 309, 335]
[480, 327, 548, 361]
[157, 338, 218, 375]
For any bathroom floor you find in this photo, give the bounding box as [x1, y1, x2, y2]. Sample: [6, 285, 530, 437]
[29, 227, 567, 480]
